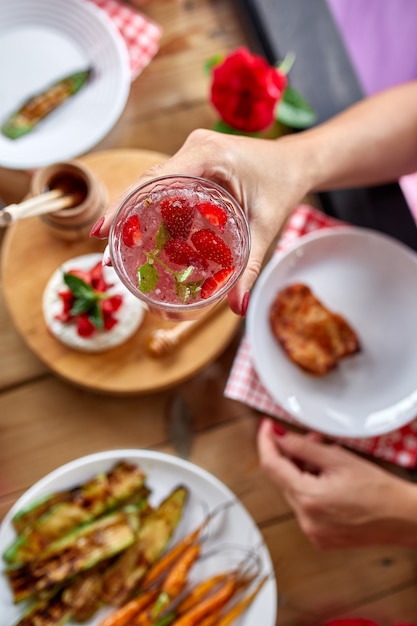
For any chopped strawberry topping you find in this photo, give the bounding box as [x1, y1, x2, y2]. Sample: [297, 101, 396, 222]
[196, 201, 227, 232]
[103, 312, 119, 330]
[89, 261, 113, 292]
[66, 262, 112, 292]
[66, 268, 91, 284]
[101, 295, 123, 314]
[201, 267, 234, 299]
[191, 229, 233, 267]
[160, 196, 194, 240]
[122, 214, 142, 248]
[55, 290, 74, 322]
[76, 314, 96, 337]
[164, 240, 208, 270]
[56, 261, 124, 338]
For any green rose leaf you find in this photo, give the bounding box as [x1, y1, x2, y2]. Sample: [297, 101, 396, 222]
[204, 54, 224, 75]
[276, 85, 316, 129]
[138, 262, 159, 293]
[212, 119, 259, 137]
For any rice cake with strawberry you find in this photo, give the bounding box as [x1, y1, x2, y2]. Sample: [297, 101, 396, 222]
[43, 253, 145, 353]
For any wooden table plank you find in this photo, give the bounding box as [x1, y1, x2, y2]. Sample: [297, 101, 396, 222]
[263, 519, 417, 624]
[0, 289, 47, 391]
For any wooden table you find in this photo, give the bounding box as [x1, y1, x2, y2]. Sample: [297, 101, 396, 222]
[0, 2, 417, 624]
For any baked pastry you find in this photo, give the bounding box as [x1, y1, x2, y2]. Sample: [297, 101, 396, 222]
[270, 283, 360, 375]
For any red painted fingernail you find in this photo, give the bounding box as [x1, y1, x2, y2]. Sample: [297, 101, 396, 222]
[241, 291, 250, 317]
[272, 422, 287, 436]
[89, 216, 105, 238]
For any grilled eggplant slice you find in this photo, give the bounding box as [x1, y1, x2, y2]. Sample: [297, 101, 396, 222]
[7, 508, 141, 603]
[100, 485, 189, 606]
[1, 68, 92, 139]
[6, 461, 147, 565]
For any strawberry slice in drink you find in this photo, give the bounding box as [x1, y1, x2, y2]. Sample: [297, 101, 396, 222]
[122, 215, 142, 248]
[196, 201, 227, 232]
[201, 267, 234, 299]
[164, 240, 208, 270]
[191, 229, 233, 268]
[161, 196, 194, 239]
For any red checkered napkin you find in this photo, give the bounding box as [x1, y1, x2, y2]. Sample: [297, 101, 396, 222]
[225, 204, 417, 468]
[87, 0, 162, 80]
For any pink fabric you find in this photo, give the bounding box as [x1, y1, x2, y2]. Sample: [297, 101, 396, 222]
[325, 0, 417, 228]
[399, 173, 417, 225]
[87, 0, 161, 80]
[225, 204, 417, 468]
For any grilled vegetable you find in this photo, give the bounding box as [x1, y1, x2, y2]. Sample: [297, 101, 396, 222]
[98, 589, 159, 626]
[15, 589, 72, 626]
[100, 485, 189, 606]
[5, 461, 147, 565]
[62, 567, 108, 623]
[1, 68, 92, 139]
[216, 575, 269, 626]
[7, 508, 141, 603]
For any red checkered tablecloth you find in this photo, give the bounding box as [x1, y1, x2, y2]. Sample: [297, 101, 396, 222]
[225, 204, 417, 468]
[87, 0, 161, 80]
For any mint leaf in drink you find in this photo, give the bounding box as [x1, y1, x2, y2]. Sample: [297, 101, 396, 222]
[174, 266, 194, 283]
[175, 279, 202, 303]
[155, 223, 170, 251]
[138, 262, 159, 293]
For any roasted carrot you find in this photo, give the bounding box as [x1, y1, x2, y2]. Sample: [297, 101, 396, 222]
[176, 573, 228, 614]
[142, 501, 235, 591]
[195, 612, 221, 626]
[98, 589, 158, 626]
[216, 575, 268, 626]
[162, 543, 201, 598]
[134, 543, 202, 624]
[141, 526, 202, 589]
[170, 575, 237, 626]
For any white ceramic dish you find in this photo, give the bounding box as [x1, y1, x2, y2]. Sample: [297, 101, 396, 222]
[43, 253, 145, 352]
[0, 450, 277, 626]
[0, 0, 130, 169]
[247, 227, 417, 438]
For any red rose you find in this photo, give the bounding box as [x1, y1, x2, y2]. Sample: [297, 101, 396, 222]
[210, 47, 287, 132]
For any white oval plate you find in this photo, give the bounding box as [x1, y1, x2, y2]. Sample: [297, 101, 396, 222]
[0, 0, 131, 169]
[0, 450, 277, 626]
[247, 227, 417, 438]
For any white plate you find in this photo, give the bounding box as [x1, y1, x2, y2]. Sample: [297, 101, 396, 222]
[0, 0, 131, 169]
[43, 253, 145, 353]
[247, 227, 417, 438]
[0, 450, 277, 626]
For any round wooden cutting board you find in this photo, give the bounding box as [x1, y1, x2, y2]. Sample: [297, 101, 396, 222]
[1, 149, 242, 395]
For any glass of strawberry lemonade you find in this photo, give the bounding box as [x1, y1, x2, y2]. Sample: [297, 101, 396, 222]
[109, 175, 250, 320]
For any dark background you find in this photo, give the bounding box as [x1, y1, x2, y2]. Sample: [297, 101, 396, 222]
[236, 0, 417, 251]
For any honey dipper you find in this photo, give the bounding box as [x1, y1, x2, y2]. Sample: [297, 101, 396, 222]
[146, 299, 228, 358]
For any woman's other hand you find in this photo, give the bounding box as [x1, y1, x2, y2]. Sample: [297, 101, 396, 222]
[257, 418, 417, 549]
